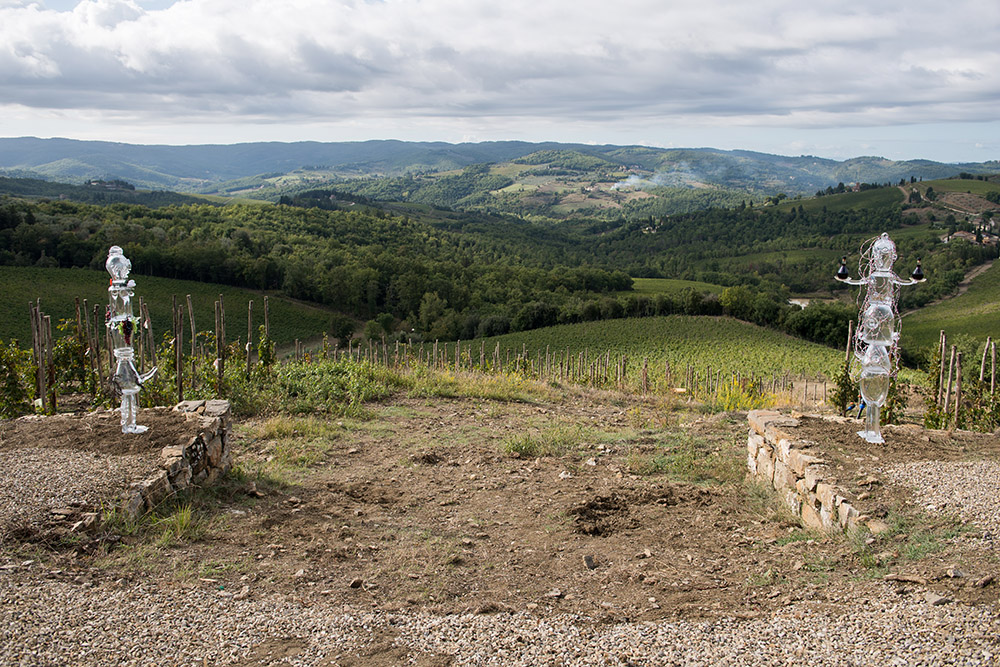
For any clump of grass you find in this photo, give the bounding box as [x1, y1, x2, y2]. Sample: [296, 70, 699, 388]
[153, 503, 204, 545]
[626, 432, 743, 484]
[503, 424, 586, 458]
[251, 415, 342, 468]
[847, 508, 970, 570]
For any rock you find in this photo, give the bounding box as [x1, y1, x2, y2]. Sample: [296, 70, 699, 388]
[924, 591, 952, 606]
[884, 573, 928, 585]
[867, 519, 891, 535]
[945, 567, 966, 579]
[558, 471, 572, 480]
[349, 578, 363, 588]
[544, 588, 563, 598]
[583, 555, 597, 570]
[975, 575, 994, 588]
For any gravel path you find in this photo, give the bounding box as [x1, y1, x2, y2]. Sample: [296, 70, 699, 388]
[883, 459, 1000, 538]
[1, 570, 997, 666]
[0, 448, 159, 543]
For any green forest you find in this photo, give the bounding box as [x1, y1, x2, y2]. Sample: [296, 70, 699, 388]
[1, 174, 997, 360]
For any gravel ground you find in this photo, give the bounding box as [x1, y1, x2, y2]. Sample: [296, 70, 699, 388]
[1, 571, 997, 666]
[883, 459, 1000, 538]
[0, 448, 159, 543]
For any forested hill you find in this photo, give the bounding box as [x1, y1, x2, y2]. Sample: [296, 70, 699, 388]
[2, 138, 998, 210]
[2, 176, 996, 355]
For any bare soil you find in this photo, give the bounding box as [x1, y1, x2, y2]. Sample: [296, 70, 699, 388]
[3, 391, 999, 624]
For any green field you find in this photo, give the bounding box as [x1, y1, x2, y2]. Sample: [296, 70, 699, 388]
[902, 260, 1000, 357]
[777, 187, 904, 213]
[627, 278, 723, 296]
[473, 315, 843, 379]
[920, 178, 1000, 196]
[0, 267, 337, 348]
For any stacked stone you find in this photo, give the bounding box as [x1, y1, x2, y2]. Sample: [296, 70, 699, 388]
[746, 410, 861, 533]
[121, 399, 232, 518]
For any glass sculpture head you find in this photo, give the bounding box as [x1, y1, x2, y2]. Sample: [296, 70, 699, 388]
[871, 233, 897, 271]
[106, 245, 131, 283]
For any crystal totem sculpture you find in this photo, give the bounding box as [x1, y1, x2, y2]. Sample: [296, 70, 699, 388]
[835, 233, 925, 443]
[106, 246, 157, 434]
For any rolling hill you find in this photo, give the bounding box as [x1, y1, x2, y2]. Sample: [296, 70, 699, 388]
[3, 137, 998, 207]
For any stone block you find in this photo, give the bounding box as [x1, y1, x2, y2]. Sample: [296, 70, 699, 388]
[819, 503, 836, 530]
[747, 410, 781, 435]
[174, 400, 205, 413]
[219, 449, 233, 474]
[747, 450, 758, 475]
[816, 483, 837, 511]
[200, 417, 222, 438]
[204, 399, 230, 418]
[144, 470, 172, 507]
[123, 489, 145, 518]
[776, 438, 793, 461]
[748, 432, 764, 457]
[206, 435, 224, 467]
[773, 459, 797, 492]
[161, 445, 184, 459]
[756, 448, 775, 485]
[795, 478, 809, 496]
[783, 489, 802, 516]
[838, 501, 858, 528]
[801, 501, 824, 532]
[168, 463, 192, 491]
[787, 449, 823, 476]
[803, 465, 826, 491]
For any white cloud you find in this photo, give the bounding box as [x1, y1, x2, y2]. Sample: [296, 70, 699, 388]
[0, 0, 998, 159]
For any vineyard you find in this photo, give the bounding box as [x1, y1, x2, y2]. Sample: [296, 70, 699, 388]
[0, 266, 336, 348]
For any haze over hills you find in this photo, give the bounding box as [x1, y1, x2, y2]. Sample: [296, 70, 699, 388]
[2, 137, 997, 200]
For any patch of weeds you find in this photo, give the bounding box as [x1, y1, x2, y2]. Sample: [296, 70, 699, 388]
[776, 529, 815, 546]
[745, 569, 784, 588]
[847, 508, 968, 571]
[804, 555, 837, 572]
[503, 424, 587, 458]
[626, 431, 743, 485]
[198, 558, 250, 579]
[252, 415, 342, 468]
[407, 367, 545, 403]
[152, 503, 205, 546]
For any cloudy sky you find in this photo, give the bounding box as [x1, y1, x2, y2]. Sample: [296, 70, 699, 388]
[2, 0, 999, 162]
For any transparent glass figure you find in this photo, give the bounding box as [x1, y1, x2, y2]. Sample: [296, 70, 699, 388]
[835, 233, 925, 444]
[106, 246, 156, 434]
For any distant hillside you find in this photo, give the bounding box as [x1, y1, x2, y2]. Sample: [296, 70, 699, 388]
[0, 175, 207, 207]
[2, 138, 997, 209]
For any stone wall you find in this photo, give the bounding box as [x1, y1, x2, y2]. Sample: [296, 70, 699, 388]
[746, 409, 861, 533]
[122, 399, 233, 518]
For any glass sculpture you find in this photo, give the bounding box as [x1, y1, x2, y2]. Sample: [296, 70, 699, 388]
[835, 233, 925, 443]
[105, 246, 156, 433]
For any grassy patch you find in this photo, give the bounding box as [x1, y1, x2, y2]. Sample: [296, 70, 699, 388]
[503, 424, 587, 458]
[848, 508, 971, 570]
[249, 415, 343, 468]
[626, 431, 743, 484]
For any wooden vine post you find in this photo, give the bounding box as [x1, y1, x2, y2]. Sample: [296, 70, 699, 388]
[954, 352, 963, 428]
[246, 299, 253, 378]
[173, 295, 184, 403]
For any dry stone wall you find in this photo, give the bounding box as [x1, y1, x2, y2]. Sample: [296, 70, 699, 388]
[746, 409, 861, 533]
[122, 399, 232, 518]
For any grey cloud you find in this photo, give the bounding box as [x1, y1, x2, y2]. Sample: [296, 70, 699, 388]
[0, 0, 998, 132]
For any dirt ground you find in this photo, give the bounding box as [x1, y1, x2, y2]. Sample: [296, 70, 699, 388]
[3, 389, 999, 627]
